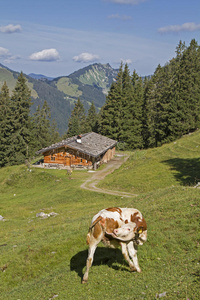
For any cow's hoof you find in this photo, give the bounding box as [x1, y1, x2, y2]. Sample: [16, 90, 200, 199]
[82, 279, 88, 284]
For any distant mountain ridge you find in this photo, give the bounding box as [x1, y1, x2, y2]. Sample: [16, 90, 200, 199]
[50, 63, 118, 110]
[0, 63, 119, 134]
[28, 73, 54, 81]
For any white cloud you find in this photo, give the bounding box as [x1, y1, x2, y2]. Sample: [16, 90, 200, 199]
[120, 58, 132, 64]
[158, 22, 200, 33]
[106, 0, 147, 4]
[73, 52, 100, 63]
[3, 55, 21, 64]
[0, 47, 21, 63]
[108, 14, 132, 20]
[29, 48, 60, 61]
[0, 24, 22, 33]
[0, 47, 10, 57]
[0, 22, 175, 77]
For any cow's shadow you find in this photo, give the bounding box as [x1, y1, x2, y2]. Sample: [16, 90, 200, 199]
[70, 247, 129, 280]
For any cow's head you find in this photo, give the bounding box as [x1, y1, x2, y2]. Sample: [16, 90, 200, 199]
[106, 222, 137, 242]
[135, 228, 147, 245]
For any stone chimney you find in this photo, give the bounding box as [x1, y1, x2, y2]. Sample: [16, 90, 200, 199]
[77, 135, 82, 144]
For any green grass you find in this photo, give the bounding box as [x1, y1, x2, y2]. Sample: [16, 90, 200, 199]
[99, 130, 200, 194]
[0, 68, 17, 92]
[0, 68, 38, 98]
[79, 68, 108, 90]
[0, 131, 200, 299]
[56, 77, 82, 97]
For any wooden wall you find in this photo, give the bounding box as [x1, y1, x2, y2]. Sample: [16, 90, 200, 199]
[101, 147, 116, 163]
[43, 147, 92, 168]
[43, 146, 116, 169]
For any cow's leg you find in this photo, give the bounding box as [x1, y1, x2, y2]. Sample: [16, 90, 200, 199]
[82, 224, 103, 283]
[82, 242, 98, 283]
[120, 242, 137, 272]
[127, 241, 141, 272]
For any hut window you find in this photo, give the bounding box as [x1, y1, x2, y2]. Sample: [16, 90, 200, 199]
[51, 155, 55, 161]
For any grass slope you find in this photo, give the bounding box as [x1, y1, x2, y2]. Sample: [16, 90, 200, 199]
[0, 67, 38, 98]
[56, 77, 82, 98]
[99, 130, 200, 194]
[0, 132, 200, 299]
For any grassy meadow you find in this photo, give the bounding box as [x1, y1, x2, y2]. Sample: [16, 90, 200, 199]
[99, 130, 200, 194]
[0, 131, 200, 299]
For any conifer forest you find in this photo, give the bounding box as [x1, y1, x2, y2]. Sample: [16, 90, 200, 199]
[0, 39, 200, 167]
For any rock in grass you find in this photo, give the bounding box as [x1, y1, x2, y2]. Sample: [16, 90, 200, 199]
[36, 212, 58, 219]
[156, 292, 167, 298]
[0, 215, 4, 221]
[36, 212, 49, 219]
[49, 212, 58, 217]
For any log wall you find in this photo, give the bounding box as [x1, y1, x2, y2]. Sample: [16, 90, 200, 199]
[43, 146, 116, 169]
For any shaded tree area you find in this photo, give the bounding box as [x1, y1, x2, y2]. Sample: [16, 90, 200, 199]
[162, 157, 200, 186]
[0, 73, 60, 168]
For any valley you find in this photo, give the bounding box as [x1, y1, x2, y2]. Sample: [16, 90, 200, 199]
[0, 63, 118, 134]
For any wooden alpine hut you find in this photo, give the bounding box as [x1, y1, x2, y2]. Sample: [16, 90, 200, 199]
[36, 132, 117, 170]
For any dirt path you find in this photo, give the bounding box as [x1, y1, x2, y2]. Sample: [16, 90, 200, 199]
[81, 154, 137, 198]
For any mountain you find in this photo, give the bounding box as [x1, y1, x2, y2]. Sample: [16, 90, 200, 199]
[0, 64, 71, 134]
[50, 63, 118, 109]
[28, 73, 54, 81]
[0, 63, 118, 134]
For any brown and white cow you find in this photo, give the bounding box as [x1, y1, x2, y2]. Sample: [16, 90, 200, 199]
[82, 207, 147, 283]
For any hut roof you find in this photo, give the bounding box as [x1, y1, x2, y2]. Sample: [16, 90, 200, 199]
[36, 132, 117, 158]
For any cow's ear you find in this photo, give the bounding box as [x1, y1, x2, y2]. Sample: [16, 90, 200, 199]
[137, 228, 143, 234]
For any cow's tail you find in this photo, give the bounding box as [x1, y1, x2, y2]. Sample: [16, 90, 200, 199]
[86, 232, 91, 245]
[86, 216, 103, 245]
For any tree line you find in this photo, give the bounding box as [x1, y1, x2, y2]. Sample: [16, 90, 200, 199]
[0, 73, 60, 167]
[1, 39, 200, 167]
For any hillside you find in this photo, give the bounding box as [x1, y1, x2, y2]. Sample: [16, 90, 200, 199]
[0, 64, 71, 134]
[50, 63, 118, 109]
[99, 129, 200, 193]
[0, 131, 199, 299]
[0, 63, 118, 134]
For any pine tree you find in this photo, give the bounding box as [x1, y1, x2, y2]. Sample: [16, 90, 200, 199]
[143, 39, 200, 147]
[31, 101, 58, 153]
[0, 82, 12, 167]
[99, 63, 123, 140]
[100, 64, 144, 149]
[130, 71, 144, 148]
[153, 64, 172, 146]
[118, 66, 144, 149]
[85, 102, 98, 132]
[50, 120, 60, 144]
[9, 72, 32, 165]
[168, 39, 200, 140]
[179, 39, 200, 132]
[118, 64, 134, 148]
[66, 98, 86, 137]
[165, 56, 184, 141]
[143, 73, 157, 147]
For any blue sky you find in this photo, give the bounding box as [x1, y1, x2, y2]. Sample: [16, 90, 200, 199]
[0, 0, 200, 77]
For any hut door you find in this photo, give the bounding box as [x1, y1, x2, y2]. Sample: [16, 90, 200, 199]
[64, 156, 71, 166]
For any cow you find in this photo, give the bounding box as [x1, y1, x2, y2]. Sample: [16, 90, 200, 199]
[82, 207, 147, 283]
